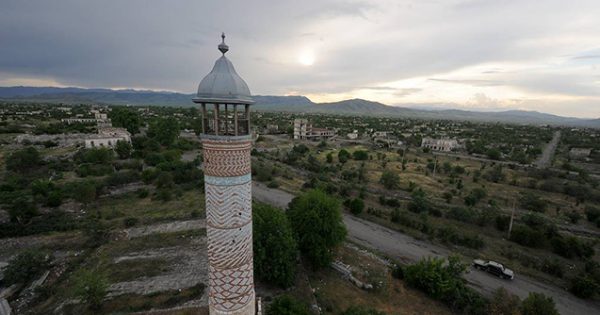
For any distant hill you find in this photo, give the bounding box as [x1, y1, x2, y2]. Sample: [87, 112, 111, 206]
[1, 86, 598, 128]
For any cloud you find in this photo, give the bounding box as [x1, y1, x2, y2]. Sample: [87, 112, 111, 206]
[0, 0, 600, 117]
[427, 78, 504, 87]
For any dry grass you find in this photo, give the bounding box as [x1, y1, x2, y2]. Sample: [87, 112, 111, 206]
[309, 245, 452, 315]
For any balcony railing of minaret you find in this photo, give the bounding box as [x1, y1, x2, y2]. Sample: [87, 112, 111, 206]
[200, 103, 250, 136]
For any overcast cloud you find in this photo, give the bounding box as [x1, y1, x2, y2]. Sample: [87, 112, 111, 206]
[1, 0, 599, 117]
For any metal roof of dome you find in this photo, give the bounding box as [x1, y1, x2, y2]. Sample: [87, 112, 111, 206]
[193, 33, 254, 104]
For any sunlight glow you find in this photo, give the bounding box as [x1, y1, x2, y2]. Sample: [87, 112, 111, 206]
[298, 50, 315, 66]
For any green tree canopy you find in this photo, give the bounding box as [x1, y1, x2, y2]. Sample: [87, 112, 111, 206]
[338, 149, 351, 164]
[6, 147, 41, 173]
[253, 203, 297, 288]
[110, 107, 141, 134]
[2, 249, 50, 285]
[352, 150, 369, 160]
[114, 140, 132, 159]
[380, 170, 400, 190]
[148, 117, 180, 146]
[288, 190, 346, 269]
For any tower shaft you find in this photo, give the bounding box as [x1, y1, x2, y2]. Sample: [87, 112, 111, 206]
[203, 135, 255, 314]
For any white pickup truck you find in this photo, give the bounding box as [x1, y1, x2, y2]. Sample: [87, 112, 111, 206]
[472, 259, 514, 280]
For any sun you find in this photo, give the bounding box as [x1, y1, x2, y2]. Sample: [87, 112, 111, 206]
[298, 50, 315, 66]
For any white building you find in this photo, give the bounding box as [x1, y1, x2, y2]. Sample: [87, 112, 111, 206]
[421, 137, 460, 152]
[85, 127, 131, 148]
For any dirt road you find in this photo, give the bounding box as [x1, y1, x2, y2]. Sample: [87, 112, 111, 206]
[536, 130, 561, 168]
[252, 181, 600, 315]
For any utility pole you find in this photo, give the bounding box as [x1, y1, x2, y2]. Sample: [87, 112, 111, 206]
[432, 156, 438, 177]
[507, 199, 516, 239]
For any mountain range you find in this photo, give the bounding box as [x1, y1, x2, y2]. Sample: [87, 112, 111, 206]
[0, 86, 598, 128]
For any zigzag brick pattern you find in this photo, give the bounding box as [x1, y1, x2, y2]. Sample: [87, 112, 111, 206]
[203, 140, 252, 177]
[205, 182, 252, 228]
[202, 136, 255, 314]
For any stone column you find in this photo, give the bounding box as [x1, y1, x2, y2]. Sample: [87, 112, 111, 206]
[202, 135, 255, 315]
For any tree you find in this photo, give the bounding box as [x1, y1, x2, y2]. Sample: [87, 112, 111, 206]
[6, 147, 41, 173]
[73, 269, 109, 310]
[486, 148, 502, 160]
[148, 117, 180, 146]
[338, 149, 351, 164]
[288, 190, 346, 269]
[488, 287, 521, 315]
[2, 249, 50, 285]
[464, 187, 487, 207]
[74, 181, 97, 205]
[110, 107, 141, 134]
[326, 152, 333, 163]
[155, 172, 175, 189]
[484, 165, 505, 183]
[348, 198, 365, 215]
[352, 150, 369, 160]
[408, 188, 430, 213]
[520, 292, 559, 315]
[380, 170, 400, 190]
[266, 295, 310, 315]
[114, 140, 132, 159]
[8, 196, 38, 223]
[253, 204, 297, 288]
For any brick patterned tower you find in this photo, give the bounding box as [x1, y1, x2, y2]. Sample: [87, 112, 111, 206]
[193, 34, 255, 315]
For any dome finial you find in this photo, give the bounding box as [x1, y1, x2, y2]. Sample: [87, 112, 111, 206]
[218, 32, 229, 55]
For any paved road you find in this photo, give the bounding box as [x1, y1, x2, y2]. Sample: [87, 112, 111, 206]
[536, 130, 561, 168]
[252, 181, 600, 315]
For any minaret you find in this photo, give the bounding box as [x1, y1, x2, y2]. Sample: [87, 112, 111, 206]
[193, 33, 255, 315]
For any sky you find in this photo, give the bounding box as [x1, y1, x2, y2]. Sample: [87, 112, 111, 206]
[1, 0, 599, 118]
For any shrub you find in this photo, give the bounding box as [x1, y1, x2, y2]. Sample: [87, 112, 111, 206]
[495, 215, 511, 232]
[123, 217, 139, 227]
[379, 170, 400, 190]
[585, 206, 600, 222]
[488, 287, 521, 315]
[391, 265, 404, 279]
[519, 193, 547, 212]
[73, 270, 109, 310]
[404, 256, 487, 314]
[348, 198, 365, 215]
[267, 180, 279, 188]
[520, 292, 559, 315]
[46, 190, 63, 207]
[266, 295, 310, 315]
[2, 249, 50, 285]
[541, 259, 564, 278]
[570, 274, 599, 298]
[510, 225, 545, 248]
[464, 188, 487, 207]
[137, 188, 149, 198]
[352, 150, 369, 160]
[551, 235, 594, 259]
[6, 147, 42, 173]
